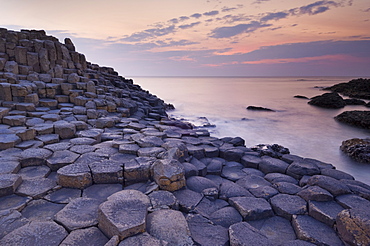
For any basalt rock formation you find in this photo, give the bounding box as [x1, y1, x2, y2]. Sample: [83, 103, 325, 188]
[0, 28, 369, 246]
[324, 78, 370, 100]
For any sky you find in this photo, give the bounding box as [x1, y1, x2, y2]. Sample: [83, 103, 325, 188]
[0, 0, 369, 76]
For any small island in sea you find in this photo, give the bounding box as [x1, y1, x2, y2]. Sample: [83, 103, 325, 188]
[0, 28, 369, 246]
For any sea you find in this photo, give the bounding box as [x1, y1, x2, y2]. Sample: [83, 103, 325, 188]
[132, 76, 370, 185]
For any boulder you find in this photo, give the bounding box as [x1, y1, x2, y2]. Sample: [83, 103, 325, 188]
[324, 78, 370, 99]
[229, 196, 273, 221]
[57, 164, 92, 189]
[246, 106, 275, 111]
[335, 111, 370, 129]
[60, 227, 109, 246]
[270, 194, 307, 220]
[54, 121, 76, 139]
[308, 92, 345, 108]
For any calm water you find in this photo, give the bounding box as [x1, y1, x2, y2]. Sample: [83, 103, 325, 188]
[133, 76, 370, 184]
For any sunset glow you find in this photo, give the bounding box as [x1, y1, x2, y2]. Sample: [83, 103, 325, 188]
[0, 0, 369, 76]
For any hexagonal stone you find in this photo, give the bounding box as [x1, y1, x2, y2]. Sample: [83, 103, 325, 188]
[124, 157, 155, 183]
[119, 143, 140, 155]
[17, 166, 51, 180]
[229, 222, 273, 246]
[44, 188, 81, 204]
[119, 232, 167, 246]
[21, 199, 65, 221]
[82, 184, 123, 202]
[74, 152, 107, 165]
[0, 134, 21, 150]
[265, 173, 299, 185]
[259, 156, 289, 174]
[70, 144, 97, 154]
[336, 194, 370, 210]
[0, 221, 68, 245]
[77, 129, 103, 141]
[89, 160, 123, 184]
[321, 168, 354, 180]
[187, 214, 229, 246]
[307, 175, 351, 196]
[219, 180, 253, 200]
[35, 134, 60, 144]
[308, 200, 344, 226]
[236, 174, 272, 190]
[44, 142, 72, 152]
[0, 159, 20, 174]
[54, 121, 76, 139]
[193, 197, 229, 218]
[57, 164, 92, 189]
[60, 227, 109, 246]
[148, 190, 179, 210]
[297, 186, 333, 202]
[249, 185, 279, 199]
[186, 176, 218, 193]
[286, 160, 321, 179]
[336, 208, 370, 246]
[241, 154, 263, 168]
[98, 190, 150, 240]
[33, 123, 55, 135]
[19, 148, 53, 167]
[54, 197, 101, 231]
[152, 159, 185, 192]
[270, 194, 307, 220]
[209, 206, 243, 228]
[273, 182, 302, 195]
[46, 150, 80, 171]
[256, 216, 297, 244]
[135, 135, 164, 148]
[173, 188, 203, 213]
[147, 209, 193, 246]
[137, 147, 165, 157]
[0, 174, 22, 197]
[0, 194, 31, 211]
[3, 115, 26, 126]
[229, 196, 273, 221]
[292, 215, 344, 245]
[0, 209, 29, 239]
[15, 177, 56, 198]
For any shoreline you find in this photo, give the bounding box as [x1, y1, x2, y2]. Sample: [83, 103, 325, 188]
[0, 28, 369, 245]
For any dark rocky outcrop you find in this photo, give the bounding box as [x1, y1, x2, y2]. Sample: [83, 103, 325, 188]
[340, 138, 370, 163]
[324, 78, 370, 100]
[246, 106, 275, 111]
[335, 111, 370, 129]
[308, 92, 346, 108]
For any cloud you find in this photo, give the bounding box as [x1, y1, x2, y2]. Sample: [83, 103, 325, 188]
[364, 8, 370, 12]
[217, 14, 251, 24]
[179, 16, 190, 21]
[252, 0, 270, 4]
[291, 1, 340, 16]
[222, 7, 237, 12]
[191, 13, 202, 18]
[169, 18, 179, 24]
[203, 10, 219, 16]
[210, 21, 271, 38]
[260, 12, 289, 22]
[121, 25, 176, 42]
[178, 22, 201, 29]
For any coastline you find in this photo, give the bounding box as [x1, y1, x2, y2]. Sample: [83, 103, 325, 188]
[0, 28, 369, 245]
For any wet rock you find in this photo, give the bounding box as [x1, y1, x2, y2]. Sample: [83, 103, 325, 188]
[339, 138, 370, 163]
[308, 200, 344, 226]
[297, 185, 334, 201]
[44, 187, 81, 204]
[98, 189, 150, 240]
[321, 168, 355, 180]
[265, 172, 299, 185]
[0, 221, 68, 245]
[54, 197, 100, 231]
[229, 222, 273, 246]
[187, 214, 229, 246]
[148, 190, 178, 210]
[249, 185, 279, 199]
[253, 216, 297, 244]
[259, 156, 289, 174]
[119, 232, 168, 246]
[0, 209, 29, 239]
[308, 92, 345, 108]
[190, 157, 207, 176]
[336, 208, 370, 246]
[193, 197, 229, 217]
[270, 194, 307, 220]
[151, 159, 185, 191]
[335, 194, 370, 210]
[173, 188, 203, 213]
[82, 183, 122, 202]
[89, 160, 123, 184]
[47, 150, 80, 171]
[273, 182, 302, 195]
[247, 106, 275, 111]
[307, 175, 351, 196]
[57, 163, 92, 189]
[19, 148, 52, 167]
[236, 174, 272, 190]
[286, 160, 320, 179]
[147, 209, 193, 246]
[325, 78, 370, 99]
[21, 199, 65, 221]
[0, 173, 22, 197]
[60, 227, 109, 246]
[186, 175, 218, 193]
[292, 215, 344, 245]
[230, 196, 273, 221]
[219, 180, 253, 200]
[209, 206, 243, 228]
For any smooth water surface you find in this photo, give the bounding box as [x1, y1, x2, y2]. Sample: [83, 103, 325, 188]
[134, 76, 370, 184]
